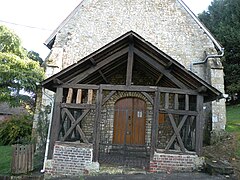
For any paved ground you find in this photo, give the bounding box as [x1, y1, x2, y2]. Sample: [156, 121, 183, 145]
[82, 173, 233, 180]
[13, 172, 236, 180]
[47, 172, 236, 180]
[14, 170, 236, 180]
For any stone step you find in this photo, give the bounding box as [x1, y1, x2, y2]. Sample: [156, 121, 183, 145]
[123, 167, 147, 175]
[205, 159, 234, 175]
[110, 149, 149, 158]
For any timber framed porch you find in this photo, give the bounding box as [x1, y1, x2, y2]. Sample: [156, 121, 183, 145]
[48, 83, 204, 162]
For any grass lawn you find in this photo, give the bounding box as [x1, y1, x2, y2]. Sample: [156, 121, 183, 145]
[226, 104, 240, 157]
[226, 104, 240, 132]
[226, 104, 240, 121]
[0, 145, 12, 175]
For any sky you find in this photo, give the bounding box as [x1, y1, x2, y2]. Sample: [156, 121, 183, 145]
[0, 0, 213, 60]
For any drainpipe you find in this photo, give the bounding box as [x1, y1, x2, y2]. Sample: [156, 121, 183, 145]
[41, 89, 55, 173]
[177, 0, 224, 65]
[193, 49, 224, 65]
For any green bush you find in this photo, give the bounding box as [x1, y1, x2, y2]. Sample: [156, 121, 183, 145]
[0, 114, 33, 145]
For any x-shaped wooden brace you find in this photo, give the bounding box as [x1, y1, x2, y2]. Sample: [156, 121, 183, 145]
[165, 114, 188, 152]
[61, 108, 90, 143]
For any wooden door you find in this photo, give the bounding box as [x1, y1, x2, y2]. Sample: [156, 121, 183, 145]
[113, 97, 146, 145]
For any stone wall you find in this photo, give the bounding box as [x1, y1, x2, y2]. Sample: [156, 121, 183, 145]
[209, 59, 226, 130]
[40, 3, 227, 172]
[44, 0, 226, 133]
[149, 152, 204, 172]
[45, 142, 99, 178]
[52, 0, 214, 69]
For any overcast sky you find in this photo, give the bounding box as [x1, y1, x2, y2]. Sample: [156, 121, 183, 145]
[0, 0, 212, 59]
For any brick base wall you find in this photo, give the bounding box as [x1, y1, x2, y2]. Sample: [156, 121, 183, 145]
[45, 142, 99, 178]
[149, 151, 203, 173]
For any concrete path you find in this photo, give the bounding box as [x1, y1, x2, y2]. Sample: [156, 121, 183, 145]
[82, 172, 233, 180]
[48, 173, 236, 180]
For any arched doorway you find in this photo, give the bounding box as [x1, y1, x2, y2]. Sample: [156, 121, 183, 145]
[113, 97, 146, 145]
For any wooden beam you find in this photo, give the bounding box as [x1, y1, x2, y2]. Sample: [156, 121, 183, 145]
[150, 89, 160, 160]
[197, 86, 208, 93]
[165, 93, 169, 109]
[166, 61, 173, 70]
[66, 88, 73, 103]
[90, 58, 96, 66]
[93, 86, 103, 162]
[87, 89, 93, 104]
[60, 84, 99, 90]
[126, 42, 134, 86]
[102, 84, 157, 92]
[53, 78, 63, 85]
[98, 70, 109, 83]
[76, 89, 82, 104]
[196, 95, 204, 155]
[61, 103, 95, 109]
[59, 84, 198, 95]
[141, 92, 154, 105]
[155, 74, 163, 85]
[165, 115, 188, 151]
[174, 94, 179, 110]
[185, 94, 189, 111]
[48, 87, 63, 159]
[158, 87, 198, 95]
[102, 91, 116, 105]
[62, 109, 90, 141]
[159, 109, 198, 116]
[60, 111, 67, 137]
[86, 60, 126, 84]
[70, 47, 128, 84]
[62, 108, 89, 143]
[168, 113, 186, 153]
[134, 48, 187, 89]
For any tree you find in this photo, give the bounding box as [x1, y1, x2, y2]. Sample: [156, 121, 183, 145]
[198, 0, 240, 103]
[0, 25, 26, 58]
[0, 115, 33, 145]
[27, 50, 43, 65]
[0, 25, 44, 107]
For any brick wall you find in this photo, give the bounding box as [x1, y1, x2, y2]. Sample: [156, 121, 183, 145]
[149, 152, 202, 173]
[45, 142, 99, 177]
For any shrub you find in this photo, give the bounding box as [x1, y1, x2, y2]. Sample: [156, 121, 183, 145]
[0, 114, 33, 145]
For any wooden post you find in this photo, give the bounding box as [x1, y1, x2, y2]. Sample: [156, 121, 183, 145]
[185, 94, 189, 111]
[93, 86, 103, 162]
[165, 93, 169, 109]
[48, 87, 63, 159]
[174, 93, 179, 109]
[66, 88, 73, 103]
[126, 39, 134, 86]
[87, 89, 93, 104]
[196, 95, 204, 155]
[150, 89, 160, 160]
[76, 89, 82, 104]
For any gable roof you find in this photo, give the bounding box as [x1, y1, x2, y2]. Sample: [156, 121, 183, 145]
[44, 0, 223, 52]
[42, 31, 222, 102]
